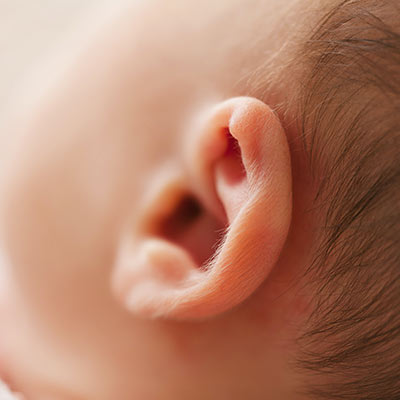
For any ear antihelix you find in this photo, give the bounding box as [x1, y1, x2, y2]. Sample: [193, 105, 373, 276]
[213, 130, 248, 222]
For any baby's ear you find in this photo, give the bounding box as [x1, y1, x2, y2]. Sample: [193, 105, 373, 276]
[111, 97, 292, 320]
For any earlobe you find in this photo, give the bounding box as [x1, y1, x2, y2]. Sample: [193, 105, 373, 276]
[112, 97, 292, 320]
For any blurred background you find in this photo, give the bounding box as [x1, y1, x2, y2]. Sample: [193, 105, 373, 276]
[0, 0, 108, 115]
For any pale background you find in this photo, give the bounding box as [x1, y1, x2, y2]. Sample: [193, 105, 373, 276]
[0, 0, 108, 113]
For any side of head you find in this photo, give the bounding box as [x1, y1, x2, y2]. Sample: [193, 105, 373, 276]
[0, 0, 398, 399]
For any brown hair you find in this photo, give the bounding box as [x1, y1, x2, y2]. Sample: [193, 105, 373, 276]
[293, 1, 400, 399]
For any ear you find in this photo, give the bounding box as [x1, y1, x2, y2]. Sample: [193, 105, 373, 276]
[111, 97, 292, 320]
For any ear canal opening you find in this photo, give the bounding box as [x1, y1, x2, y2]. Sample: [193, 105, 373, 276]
[157, 193, 226, 268]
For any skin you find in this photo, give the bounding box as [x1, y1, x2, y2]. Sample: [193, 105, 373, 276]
[0, 0, 322, 399]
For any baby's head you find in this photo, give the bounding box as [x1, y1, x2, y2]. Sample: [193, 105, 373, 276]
[0, 0, 398, 399]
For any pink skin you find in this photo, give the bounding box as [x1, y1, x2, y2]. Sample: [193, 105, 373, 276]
[0, 0, 320, 399]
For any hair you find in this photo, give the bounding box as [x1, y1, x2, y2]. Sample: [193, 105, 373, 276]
[291, 0, 400, 399]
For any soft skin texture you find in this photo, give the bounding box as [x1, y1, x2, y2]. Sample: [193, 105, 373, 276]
[0, 0, 319, 399]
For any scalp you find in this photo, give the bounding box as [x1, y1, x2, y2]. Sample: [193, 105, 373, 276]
[290, 1, 400, 399]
